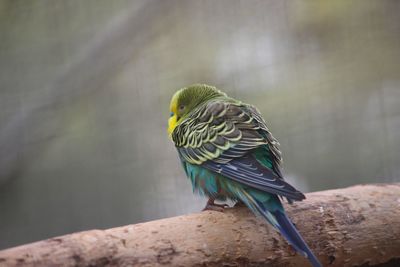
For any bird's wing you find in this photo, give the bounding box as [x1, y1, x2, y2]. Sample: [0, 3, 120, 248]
[172, 100, 304, 200]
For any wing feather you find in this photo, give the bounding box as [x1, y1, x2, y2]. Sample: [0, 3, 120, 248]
[172, 100, 304, 200]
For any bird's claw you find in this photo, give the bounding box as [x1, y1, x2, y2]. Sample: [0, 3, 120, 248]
[202, 199, 229, 212]
[234, 200, 246, 207]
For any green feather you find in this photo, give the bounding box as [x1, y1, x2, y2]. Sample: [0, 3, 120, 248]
[252, 145, 274, 169]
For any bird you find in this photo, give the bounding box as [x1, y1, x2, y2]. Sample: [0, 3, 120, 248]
[168, 84, 322, 267]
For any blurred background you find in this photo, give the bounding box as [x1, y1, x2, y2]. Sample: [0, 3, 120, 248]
[0, 0, 399, 249]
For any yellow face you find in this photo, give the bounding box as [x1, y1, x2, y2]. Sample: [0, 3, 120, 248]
[168, 91, 180, 135]
[168, 84, 220, 136]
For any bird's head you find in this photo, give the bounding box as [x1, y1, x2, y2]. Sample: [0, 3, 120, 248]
[168, 84, 226, 135]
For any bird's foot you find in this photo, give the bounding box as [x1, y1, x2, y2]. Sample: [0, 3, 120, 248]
[202, 199, 229, 212]
[234, 200, 246, 207]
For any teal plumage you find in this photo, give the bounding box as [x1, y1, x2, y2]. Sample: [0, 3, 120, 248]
[169, 84, 322, 267]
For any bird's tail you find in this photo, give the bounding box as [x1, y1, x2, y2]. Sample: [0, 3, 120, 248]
[238, 189, 322, 267]
[271, 209, 322, 267]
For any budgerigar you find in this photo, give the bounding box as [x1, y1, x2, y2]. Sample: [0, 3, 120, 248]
[168, 84, 322, 267]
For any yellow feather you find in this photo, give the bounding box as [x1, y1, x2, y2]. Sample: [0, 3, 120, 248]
[168, 90, 181, 135]
[168, 114, 177, 135]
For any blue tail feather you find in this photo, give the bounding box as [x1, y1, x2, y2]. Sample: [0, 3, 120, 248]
[272, 210, 322, 267]
[239, 190, 322, 267]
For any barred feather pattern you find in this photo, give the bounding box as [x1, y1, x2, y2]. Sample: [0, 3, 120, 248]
[172, 100, 280, 165]
[172, 99, 304, 200]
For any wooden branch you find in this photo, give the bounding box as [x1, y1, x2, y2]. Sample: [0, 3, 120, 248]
[1, 184, 399, 267]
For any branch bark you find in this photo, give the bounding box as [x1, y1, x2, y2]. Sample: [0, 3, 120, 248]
[0, 184, 399, 267]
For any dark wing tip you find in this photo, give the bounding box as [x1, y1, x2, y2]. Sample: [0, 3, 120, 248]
[202, 154, 306, 201]
[293, 191, 306, 200]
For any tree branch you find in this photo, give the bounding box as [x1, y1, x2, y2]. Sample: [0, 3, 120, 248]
[0, 184, 399, 267]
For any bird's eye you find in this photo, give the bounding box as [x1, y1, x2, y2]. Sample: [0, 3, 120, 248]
[170, 112, 174, 117]
[179, 105, 185, 111]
